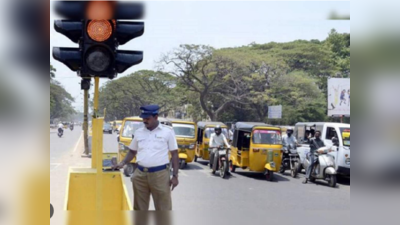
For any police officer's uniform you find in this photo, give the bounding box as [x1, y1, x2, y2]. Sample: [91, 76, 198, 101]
[129, 105, 178, 210]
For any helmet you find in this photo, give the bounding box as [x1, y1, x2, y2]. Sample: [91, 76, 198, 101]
[214, 125, 222, 135]
[286, 127, 294, 135]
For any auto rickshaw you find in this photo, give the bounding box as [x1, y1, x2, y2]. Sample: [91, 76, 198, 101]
[117, 117, 144, 176]
[170, 119, 197, 169]
[195, 122, 229, 163]
[229, 122, 283, 181]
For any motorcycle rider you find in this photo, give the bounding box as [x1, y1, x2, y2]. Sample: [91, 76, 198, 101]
[209, 125, 231, 173]
[303, 130, 325, 184]
[282, 127, 298, 150]
[57, 122, 64, 135]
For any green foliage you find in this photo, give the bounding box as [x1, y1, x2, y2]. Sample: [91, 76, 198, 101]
[50, 64, 75, 120]
[99, 70, 182, 121]
[99, 30, 350, 124]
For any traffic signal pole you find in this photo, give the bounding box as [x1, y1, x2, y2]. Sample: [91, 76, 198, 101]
[82, 88, 89, 156]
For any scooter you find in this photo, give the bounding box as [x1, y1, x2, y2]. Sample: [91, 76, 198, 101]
[301, 146, 337, 187]
[58, 128, 64, 138]
[279, 143, 300, 178]
[211, 146, 230, 179]
[70, 125, 74, 131]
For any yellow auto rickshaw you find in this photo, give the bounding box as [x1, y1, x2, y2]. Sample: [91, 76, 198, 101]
[195, 122, 229, 163]
[170, 119, 197, 169]
[117, 117, 144, 176]
[229, 122, 283, 181]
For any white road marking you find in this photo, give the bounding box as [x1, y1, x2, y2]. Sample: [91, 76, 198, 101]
[72, 132, 83, 153]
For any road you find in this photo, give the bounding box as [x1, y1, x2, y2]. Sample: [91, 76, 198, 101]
[50, 129, 350, 221]
[102, 132, 350, 211]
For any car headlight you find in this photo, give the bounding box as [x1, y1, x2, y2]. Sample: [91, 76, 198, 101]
[189, 144, 195, 149]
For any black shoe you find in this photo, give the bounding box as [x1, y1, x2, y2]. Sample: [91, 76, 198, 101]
[302, 179, 308, 184]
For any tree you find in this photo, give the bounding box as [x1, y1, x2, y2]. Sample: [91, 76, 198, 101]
[50, 63, 56, 79]
[159, 45, 255, 121]
[50, 80, 76, 120]
[98, 70, 182, 121]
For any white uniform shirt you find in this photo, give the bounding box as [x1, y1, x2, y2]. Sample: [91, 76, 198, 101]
[58, 123, 63, 129]
[282, 135, 297, 147]
[209, 133, 231, 148]
[129, 123, 178, 167]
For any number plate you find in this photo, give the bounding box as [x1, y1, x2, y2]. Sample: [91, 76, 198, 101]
[218, 150, 226, 155]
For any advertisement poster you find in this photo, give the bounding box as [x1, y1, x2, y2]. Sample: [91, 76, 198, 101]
[328, 78, 350, 116]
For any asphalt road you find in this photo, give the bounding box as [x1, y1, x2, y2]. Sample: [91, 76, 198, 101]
[102, 132, 350, 211]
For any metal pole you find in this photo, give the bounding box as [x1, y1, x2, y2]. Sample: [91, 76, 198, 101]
[83, 89, 89, 156]
[93, 77, 100, 118]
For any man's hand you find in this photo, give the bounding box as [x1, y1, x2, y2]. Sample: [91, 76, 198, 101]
[170, 176, 179, 191]
[112, 161, 125, 170]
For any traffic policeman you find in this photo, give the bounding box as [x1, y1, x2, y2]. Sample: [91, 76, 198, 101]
[113, 105, 179, 210]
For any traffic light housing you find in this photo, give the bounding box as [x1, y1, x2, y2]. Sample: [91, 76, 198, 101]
[52, 1, 144, 79]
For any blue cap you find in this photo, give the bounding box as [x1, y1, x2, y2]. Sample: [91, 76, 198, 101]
[139, 105, 160, 118]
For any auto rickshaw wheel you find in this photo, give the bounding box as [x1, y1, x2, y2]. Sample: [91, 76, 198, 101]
[179, 160, 186, 170]
[229, 161, 236, 173]
[265, 170, 274, 181]
[297, 163, 303, 173]
[194, 155, 198, 162]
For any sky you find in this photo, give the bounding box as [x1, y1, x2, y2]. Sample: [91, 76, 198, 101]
[50, 1, 350, 111]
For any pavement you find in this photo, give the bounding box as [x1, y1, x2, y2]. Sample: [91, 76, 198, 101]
[50, 129, 350, 221]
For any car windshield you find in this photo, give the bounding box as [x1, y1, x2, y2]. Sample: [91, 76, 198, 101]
[172, 124, 195, 138]
[252, 130, 282, 145]
[103, 123, 111, 129]
[340, 128, 350, 147]
[204, 128, 229, 139]
[122, 121, 144, 138]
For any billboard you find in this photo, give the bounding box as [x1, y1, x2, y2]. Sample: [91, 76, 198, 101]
[268, 105, 282, 119]
[327, 78, 350, 116]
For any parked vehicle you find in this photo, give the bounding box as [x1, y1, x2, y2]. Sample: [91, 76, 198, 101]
[295, 122, 350, 177]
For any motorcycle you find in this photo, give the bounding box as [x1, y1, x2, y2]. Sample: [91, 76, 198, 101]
[301, 146, 337, 187]
[279, 143, 300, 178]
[70, 125, 74, 131]
[211, 146, 230, 179]
[58, 128, 64, 138]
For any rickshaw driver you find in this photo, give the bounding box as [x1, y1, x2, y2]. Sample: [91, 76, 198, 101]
[209, 125, 231, 173]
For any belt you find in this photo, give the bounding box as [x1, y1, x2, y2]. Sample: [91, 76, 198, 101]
[137, 164, 169, 173]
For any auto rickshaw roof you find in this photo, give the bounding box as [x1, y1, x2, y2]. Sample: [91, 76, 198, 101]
[197, 121, 227, 129]
[235, 122, 274, 132]
[124, 116, 142, 121]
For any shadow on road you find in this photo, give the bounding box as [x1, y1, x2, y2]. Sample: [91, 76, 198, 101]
[233, 171, 291, 182]
[195, 161, 209, 167]
[184, 164, 204, 170]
